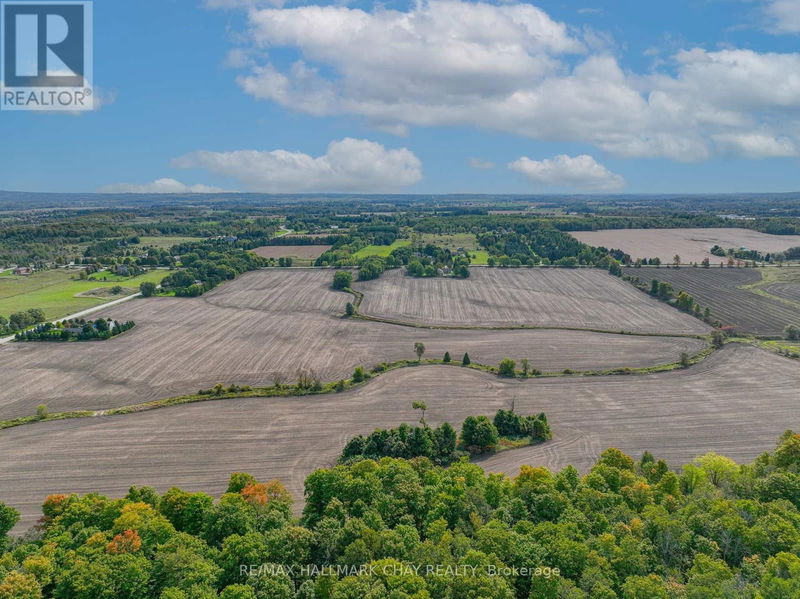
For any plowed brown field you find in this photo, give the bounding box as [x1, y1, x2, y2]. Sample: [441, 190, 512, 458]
[355, 268, 709, 334]
[0, 269, 705, 420]
[2, 344, 797, 531]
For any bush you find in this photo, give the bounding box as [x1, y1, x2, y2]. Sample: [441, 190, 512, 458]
[352, 366, 367, 383]
[462, 352, 471, 366]
[36, 404, 48, 420]
[443, 351, 451, 363]
[498, 358, 516, 377]
[785, 324, 800, 341]
[332, 270, 353, 290]
[461, 416, 499, 453]
[345, 302, 355, 317]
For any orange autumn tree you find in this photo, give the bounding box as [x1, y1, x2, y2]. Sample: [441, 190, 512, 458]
[41, 494, 73, 520]
[106, 529, 142, 554]
[240, 479, 292, 507]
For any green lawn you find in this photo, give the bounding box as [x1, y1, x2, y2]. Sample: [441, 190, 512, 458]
[0, 269, 166, 320]
[467, 250, 490, 265]
[353, 240, 412, 259]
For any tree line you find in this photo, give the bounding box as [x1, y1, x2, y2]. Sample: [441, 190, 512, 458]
[15, 318, 135, 342]
[4, 433, 800, 597]
[340, 406, 552, 466]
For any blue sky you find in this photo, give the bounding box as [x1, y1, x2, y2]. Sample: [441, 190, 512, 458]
[2, 0, 800, 194]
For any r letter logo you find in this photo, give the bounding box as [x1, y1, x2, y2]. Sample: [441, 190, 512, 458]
[1, 1, 93, 111]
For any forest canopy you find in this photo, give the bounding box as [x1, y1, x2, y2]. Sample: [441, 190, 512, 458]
[2, 433, 800, 598]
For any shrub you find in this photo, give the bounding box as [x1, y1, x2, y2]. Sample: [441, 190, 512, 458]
[461, 416, 499, 453]
[443, 351, 451, 363]
[36, 404, 48, 420]
[462, 352, 471, 366]
[332, 271, 353, 290]
[498, 358, 516, 377]
[352, 366, 367, 383]
[140, 281, 157, 297]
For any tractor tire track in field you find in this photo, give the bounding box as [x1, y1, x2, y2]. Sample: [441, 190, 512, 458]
[0, 269, 706, 420]
[1, 344, 798, 531]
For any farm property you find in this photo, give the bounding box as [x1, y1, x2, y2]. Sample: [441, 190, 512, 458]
[624, 266, 800, 336]
[1, 343, 796, 530]
[0, 268, 165, 320]
[355, 268, 709, 334]
[0, 269, 705, 420]
[573, 227, 800, 264]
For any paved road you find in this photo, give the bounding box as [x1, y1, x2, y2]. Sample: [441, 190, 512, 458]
[0, 292, 142, 344]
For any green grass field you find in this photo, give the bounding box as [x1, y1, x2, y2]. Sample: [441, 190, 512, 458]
[353, 240, 411, 259]
[0, 269, 166, 320]
[466, 250, 490, 265]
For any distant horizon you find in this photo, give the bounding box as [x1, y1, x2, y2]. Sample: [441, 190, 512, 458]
[3, 189, 800, 199]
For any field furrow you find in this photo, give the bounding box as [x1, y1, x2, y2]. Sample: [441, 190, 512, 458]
[624, 266, 800, 335]
[0, 269, 705, 420]
[1, 344, 796, 531]
[356, 268, 709, 334]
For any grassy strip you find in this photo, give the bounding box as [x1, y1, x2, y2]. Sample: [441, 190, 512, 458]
[0, 340, 717, 433]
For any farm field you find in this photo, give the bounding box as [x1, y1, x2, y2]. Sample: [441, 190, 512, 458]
[624, 266, 800, 336]
[355, 268, 709, 334]
[251, 245, 332, 260]
[762, 282, 800, 304]
[572, 227, 800, 264]
[0, 268, 165, 319]
[0, 269, 705, 420]
[1, 343, 796, 530]
[352, 239, 411, 258]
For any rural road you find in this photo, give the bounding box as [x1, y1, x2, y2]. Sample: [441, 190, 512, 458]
[0, 291, 143, 344]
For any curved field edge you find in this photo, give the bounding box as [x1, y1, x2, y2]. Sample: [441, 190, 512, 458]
[2, 343, 798, 532]
[0, 269, 709, 420]
[622, 266, 800, 338]
[0, 337, 717, 432]
[352, 269, 710, 335]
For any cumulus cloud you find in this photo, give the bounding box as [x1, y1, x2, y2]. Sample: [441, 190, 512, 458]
[509, 154, 625, 191]
[220, 0, 800, 162]
[171, 138, 422, 193]
[98, 179, 230, 194]
[763, 0, 800, 34]
[713, 133, 798, 158]
[469, 158, 495, 170]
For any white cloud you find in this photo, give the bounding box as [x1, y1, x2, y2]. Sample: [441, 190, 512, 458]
[171, 138, 422, 193]
[469, 158, 495, 170]
[222, 0, 800, 162]
[98, 179, 230, 194]
[713, 133, 798, 158]
[509, 154, 624, 191]
[763, 0, 800, 34]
